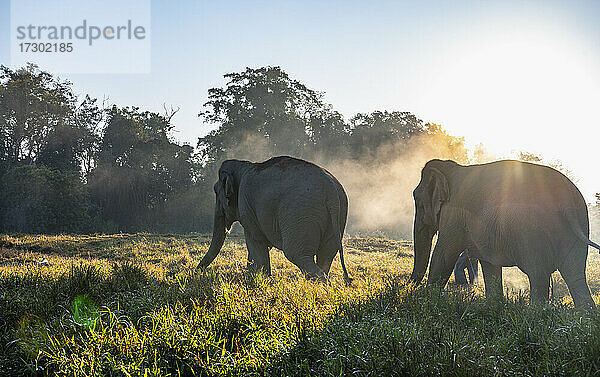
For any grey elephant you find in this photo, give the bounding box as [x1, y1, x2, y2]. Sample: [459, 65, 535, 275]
[454, 249, 478, 285]
[410, 159, 600, 308]
[197, 156, 351, 284]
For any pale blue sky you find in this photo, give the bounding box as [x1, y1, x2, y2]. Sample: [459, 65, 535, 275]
[1, 0, 600, 197]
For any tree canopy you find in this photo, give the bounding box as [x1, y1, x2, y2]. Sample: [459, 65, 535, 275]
[0, 64, 473, 235]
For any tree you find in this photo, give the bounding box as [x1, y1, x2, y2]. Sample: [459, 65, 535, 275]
[198, 66, 345, 169]
[518, 151, 574, 181]
[0, 65, 101, 175]
[0, 63, 473, 235]
[590, 194, 600, 241]
[89, 106, 195, 231]
[0, 65, 102, 233]
[0, 64, 74, 164]
[0, 165, 90, 233]
[519, 152, 542, 163]
[471, 143, 495, 164]
[348, 111, 426, 157]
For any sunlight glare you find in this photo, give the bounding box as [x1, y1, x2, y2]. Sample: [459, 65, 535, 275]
[419, 25, 600, 199]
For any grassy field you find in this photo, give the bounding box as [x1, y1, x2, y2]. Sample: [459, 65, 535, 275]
[1, 234, 600, 376]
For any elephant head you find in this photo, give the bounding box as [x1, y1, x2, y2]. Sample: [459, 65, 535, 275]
[197, 164, 240, 269]
[409, 161, 449, 285]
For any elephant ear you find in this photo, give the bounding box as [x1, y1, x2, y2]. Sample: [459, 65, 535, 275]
[427, 166, 449, 226]
[222, 172, 235, 209]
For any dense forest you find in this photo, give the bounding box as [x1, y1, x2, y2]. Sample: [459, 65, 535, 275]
[1, 64, 598, 236]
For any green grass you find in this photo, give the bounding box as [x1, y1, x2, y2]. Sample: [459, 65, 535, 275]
[1, 234, 600, 376]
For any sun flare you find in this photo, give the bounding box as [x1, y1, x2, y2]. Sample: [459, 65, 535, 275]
[417, 22, 600, 199]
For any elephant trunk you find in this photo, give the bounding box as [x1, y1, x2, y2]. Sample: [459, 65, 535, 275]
[197, 206, 227, 269]
[410, 219, 434, 285]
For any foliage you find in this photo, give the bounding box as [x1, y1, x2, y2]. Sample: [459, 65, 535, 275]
[0, 64, 100, 173]
[89, 106, 196, 232]
[518, 151, 575, 181]
[198, 66, 347, 168]
[194, 67, 469, 236]
[1, 234, 600, 376]
[0, 64, 472, 235]
[348, 111, 427, 157]
[198, 66, 468, 170]
[0, 165, 90, 233]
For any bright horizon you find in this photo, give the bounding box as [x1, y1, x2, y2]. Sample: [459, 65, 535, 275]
[1, 0, 599, 199]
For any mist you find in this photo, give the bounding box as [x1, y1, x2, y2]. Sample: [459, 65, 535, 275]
[325, 134, 464, 238]
[217, 127, 469, 239]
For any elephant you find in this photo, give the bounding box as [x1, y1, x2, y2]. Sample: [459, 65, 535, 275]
[197, 156, 352, 284]
[454, 249, 478, 285]
[410, 159, 600, 308]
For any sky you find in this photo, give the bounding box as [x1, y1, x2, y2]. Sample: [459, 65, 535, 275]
[1, 0, 600, 198]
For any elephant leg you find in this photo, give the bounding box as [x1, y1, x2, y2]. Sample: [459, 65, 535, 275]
[528, 273, 550, 304]
[316, 236, 339, 275]
[466, 257, 478, 284]
[245, 234, 271, 275]
[468, 257, 479, 283]
[283, 243, 326, 282]
[480, 260, 503, 298]
[560, 271, 594, 309]
[286, 251, 327, 282]
[282, 224, 327, 282]
[428, 232, 466, 288]
[559, 247, 595, 309]
[454, 263, 468, 285]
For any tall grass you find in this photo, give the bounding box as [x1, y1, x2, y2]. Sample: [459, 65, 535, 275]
[1, 234, 600, 376]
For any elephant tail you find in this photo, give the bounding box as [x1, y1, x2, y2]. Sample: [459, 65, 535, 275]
[590, 240, 600, 251]
[574, 230, 600, 250]
[338, 241, 352, 286]
[563, 208, 600, 250]
[327, 185, 352, 285]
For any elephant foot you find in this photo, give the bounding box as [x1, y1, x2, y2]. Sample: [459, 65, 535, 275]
[304, 271, 328, 284]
